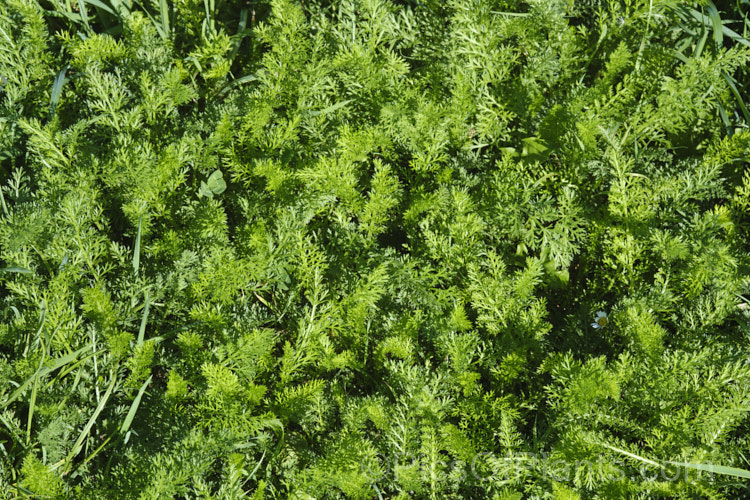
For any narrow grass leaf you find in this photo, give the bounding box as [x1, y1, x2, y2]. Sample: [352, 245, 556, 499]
[26, 351, 46, 444]
[109, 0, 131, 16]
[158, 0, 169, 37]
[0, 266, 32, 274]
[81, 435, 113, 466]
[49, 65, 69, 117]
[695, 26, 709, 57]
[24, 301, 46, 357]
[77, 0, 90, 30]
[666, 461, 750, 479]
[218, 73, 258, 96]
[717, 101, 733, 136]
[132, 0, 166, 39]
[1, 343, 94, 409]
[9, 485, 37, 497]
[706, 1, 724, 49]
[228, 7, 249, 60]
[0, 189, 7, 217]
[44, 350, 97, 392]
[721, 24, 750, 48]
[82, 0, 117, 17]
[683, 6, 750, 47]
[137, 290, 150, 347]
[203, 0, 215, 33]
[601, 443, 750, 479]
[58, 252, 69, 272]
[722, 72, 750, 124]
[64, 372, 117, 472]
[46, 10, 84, 24]
[120, 375, 152, 436]
[133, 215, 141, 275]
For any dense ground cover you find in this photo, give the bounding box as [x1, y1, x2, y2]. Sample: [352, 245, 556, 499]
[1, 0, 750, 497]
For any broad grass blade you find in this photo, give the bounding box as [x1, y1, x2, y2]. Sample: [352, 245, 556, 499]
[157, 0, 169, 37]
[77, 0, 90, 30]
[706, 1, 723, 49]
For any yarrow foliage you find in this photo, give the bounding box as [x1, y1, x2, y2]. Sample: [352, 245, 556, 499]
[0, 0, 749, 498]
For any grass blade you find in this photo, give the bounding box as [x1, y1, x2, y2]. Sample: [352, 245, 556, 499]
[82, 0, 117, 16]
[137, 290, 150, 347]
[682, 6, 750, 48]
[721, 24, 750, 48]
[694, 24, 709, 57]
[706, 1, 723, 49]
[49, 64, 69, 117]
[666, 461, 750, 479]
[23, 301, 46, 358]
[132, 0, 166, 39]
[602, 442, 750, 480]
[0, 266, 32, 274]
[80, 434, 113, 467]
[228, 7, 249, 60]
[1, 343, 94, 409]
[120, 375, 152, 437]
[0, 188, 7, 217]
[109, 0, 131, 16]
[26, 350, 46, 444]
[218, 73, 258, 96]
[133, 215, 141, 275]
[58, 251, 69, 273]
[203, 0, 215, 34]
[158, 0, 169, 37]
[722, 71, 750, 124]
[717, 101, 733, 136]
[64, 371, 117, 473]
[77, 0, 90, 30]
